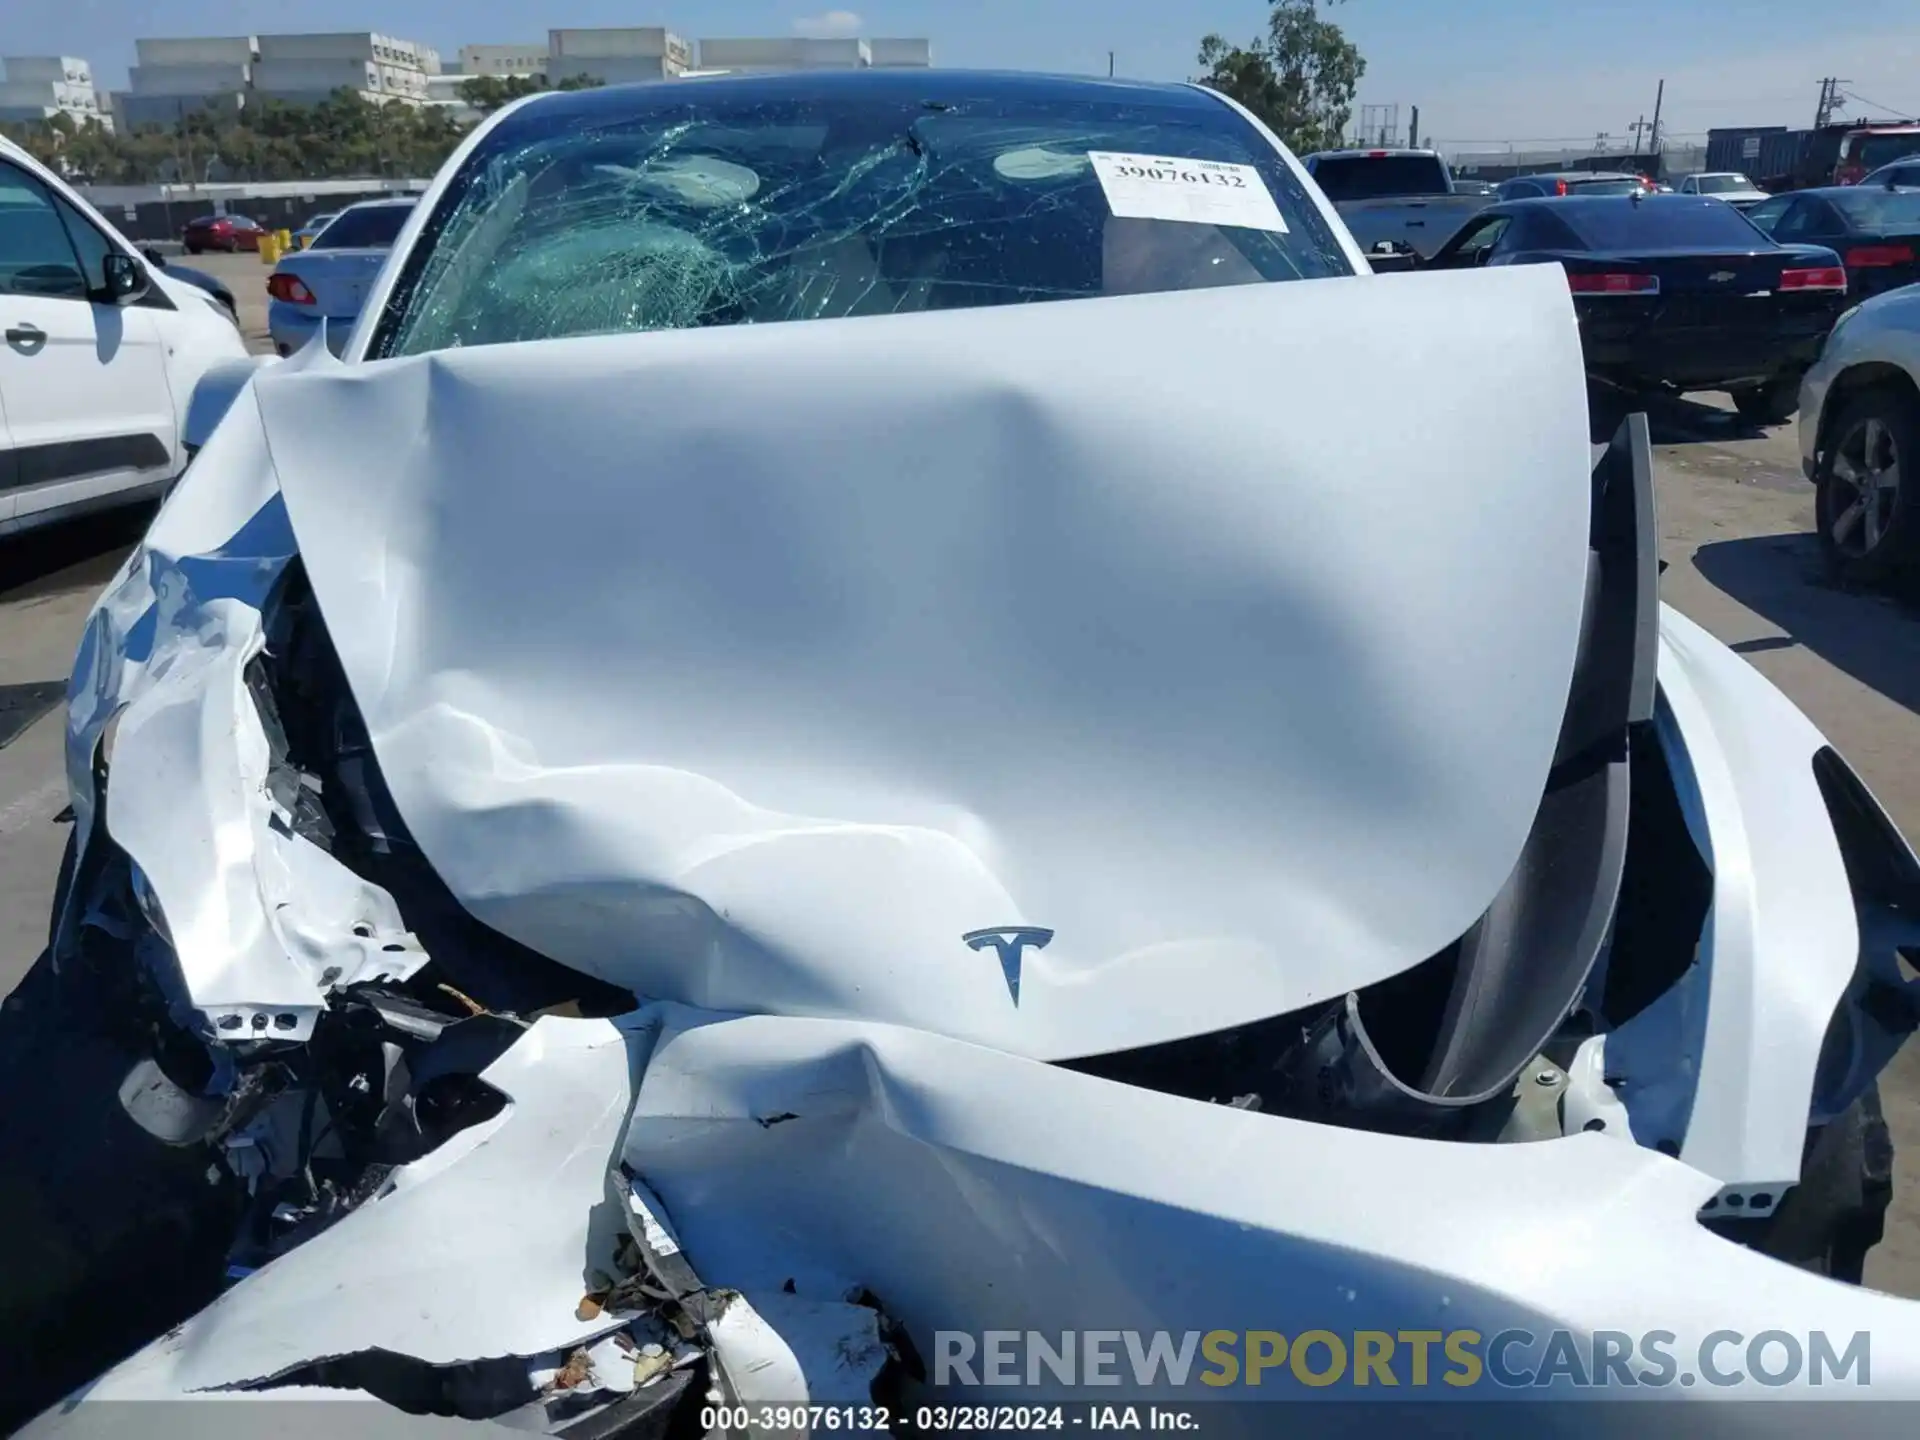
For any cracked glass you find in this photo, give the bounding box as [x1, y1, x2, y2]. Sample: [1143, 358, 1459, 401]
[374, 80, 1354, 358]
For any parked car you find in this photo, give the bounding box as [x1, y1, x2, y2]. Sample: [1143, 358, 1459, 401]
[265, 196, 418, 356]
[1496, 170, 1650, 200]
[22, 66, 1920, 1436]
[1675, 171, 1770, 208]
[133, 244, 238, 324]
[293, 211, 338, 248]
[1799, 284, 1920, 584]
[1742, 185, 1920, 299]
[1299, 147, 1494, 261]
[1424, 193, 1849, 422]
[0, 135, 250, 536]
[1861, 160, 1920, 189]
[181, 212, 265, 253]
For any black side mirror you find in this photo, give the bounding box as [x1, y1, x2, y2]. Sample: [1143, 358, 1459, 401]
[100, 252, 150, 305]
[140, 246, 167, 268]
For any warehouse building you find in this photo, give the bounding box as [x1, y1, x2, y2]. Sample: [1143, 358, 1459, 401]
[0, 55, 109, 131]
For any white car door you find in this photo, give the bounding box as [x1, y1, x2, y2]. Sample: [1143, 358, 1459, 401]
[0, 372, 15, 530]
[0, 156, 176, 529]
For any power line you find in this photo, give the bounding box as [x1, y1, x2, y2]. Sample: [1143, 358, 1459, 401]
[1430, 133, 1709, 146]
[1840, 89, 1917, 119]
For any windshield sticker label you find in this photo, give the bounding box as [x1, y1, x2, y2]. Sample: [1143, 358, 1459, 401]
[1088, 152, 1290, 233]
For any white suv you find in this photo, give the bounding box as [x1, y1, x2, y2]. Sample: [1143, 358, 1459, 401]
[0, 135, 249, 537]
[1798, 284, 1920, 585]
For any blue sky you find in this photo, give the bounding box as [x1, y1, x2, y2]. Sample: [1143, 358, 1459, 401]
[9, 0, 1920, 149]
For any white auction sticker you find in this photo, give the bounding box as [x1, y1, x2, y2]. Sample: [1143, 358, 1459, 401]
[1088, 151, 1290, 232]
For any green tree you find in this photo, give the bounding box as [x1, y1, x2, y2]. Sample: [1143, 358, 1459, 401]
[554, 73, 606, 91]
[459, 73, 548, 114]
[1196, 0, 1366, 154]
[0, 118, 64, 168]
[3, 88, 476, 187]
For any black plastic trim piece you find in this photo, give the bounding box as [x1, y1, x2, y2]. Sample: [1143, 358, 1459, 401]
[8, 432, 171, 492]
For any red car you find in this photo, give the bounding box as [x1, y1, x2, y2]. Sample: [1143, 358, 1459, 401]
[182, 213, 266, 254]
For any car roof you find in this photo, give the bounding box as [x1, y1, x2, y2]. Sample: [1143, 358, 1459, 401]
[1781, 184, 1920, 200]
[514, 67, 1224, 126]
[1495, 193, 1750, 220]
[1509, 171, 1643, 182]
[1304, 147, 1442, 159]
[338, 196, 419, 211]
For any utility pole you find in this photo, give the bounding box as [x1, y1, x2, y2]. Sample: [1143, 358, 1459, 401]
[1815, 77, 1850, 129]
[1409, 104, 1419, 148]
[1107, 51, 1114, 78]
[1649, 79, 1664, 154]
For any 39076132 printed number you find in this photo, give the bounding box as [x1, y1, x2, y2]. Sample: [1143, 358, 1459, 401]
[1109, 163, 1248, 188]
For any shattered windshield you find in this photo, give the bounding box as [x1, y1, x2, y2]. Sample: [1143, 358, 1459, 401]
[373, 83, 1353, 357]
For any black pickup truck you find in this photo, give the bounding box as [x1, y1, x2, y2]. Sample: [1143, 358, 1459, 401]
[1301, 148, 1495, 265]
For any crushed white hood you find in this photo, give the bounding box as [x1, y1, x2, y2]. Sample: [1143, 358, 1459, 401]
[253, 266, 1592, 1059]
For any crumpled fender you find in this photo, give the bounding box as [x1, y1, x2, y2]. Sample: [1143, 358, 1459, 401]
[1608, 605, 1916, 1203]
[56, 341, 424, 1043]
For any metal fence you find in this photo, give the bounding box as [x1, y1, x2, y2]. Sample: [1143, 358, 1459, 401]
[78, 180, 431, 243]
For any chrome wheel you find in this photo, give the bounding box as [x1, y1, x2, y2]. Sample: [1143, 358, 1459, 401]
[1828, 414, 1902, 559]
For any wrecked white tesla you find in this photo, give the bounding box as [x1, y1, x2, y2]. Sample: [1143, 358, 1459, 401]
[15, 69, 1920, 1439]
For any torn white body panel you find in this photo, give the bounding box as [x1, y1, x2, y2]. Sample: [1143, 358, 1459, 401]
[58, 342, 425, 1043]
[51, 997, 1920, 1427]
[620, 1008, 1920, 1406]
[67, 1015, 639, 1394]
[16, 1393, 517, 1440]
[251, 264, 1593, 1059]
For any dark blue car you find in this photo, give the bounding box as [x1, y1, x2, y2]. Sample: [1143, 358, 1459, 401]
[1743, 184, 1920, 300]
[1425, 193, 1849, 423]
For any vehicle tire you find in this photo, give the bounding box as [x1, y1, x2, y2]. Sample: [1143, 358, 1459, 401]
[1815, 387, 1920, 586]
[1731, 377, 1799, 426]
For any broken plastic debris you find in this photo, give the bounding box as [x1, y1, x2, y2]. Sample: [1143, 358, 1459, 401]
[548, 1348, 594, 1392]
[633, 1348, 673, 1386]
[436, 983, 487, 1016]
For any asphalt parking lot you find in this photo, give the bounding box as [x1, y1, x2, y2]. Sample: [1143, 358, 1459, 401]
[2, 376, 1919, 1293]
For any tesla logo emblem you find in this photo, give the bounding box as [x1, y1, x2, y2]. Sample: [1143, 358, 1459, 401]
[1709, 270, 1735, 282]
[962, 927, 1053, 1005]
